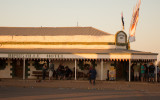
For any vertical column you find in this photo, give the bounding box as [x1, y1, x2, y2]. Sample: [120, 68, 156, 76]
[23, 57, 25, 80]
[49, 59, 51, 80]
[155, 60, 157, 82]
[129, 59, 131, 82]
[75, 59, 77, 80]
[101, 60, 103, 80]
[49, 59, 51, 68]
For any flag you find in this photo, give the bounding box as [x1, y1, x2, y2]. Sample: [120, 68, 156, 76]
[121, 12, 125, 30]
[129, 0, 141, 42]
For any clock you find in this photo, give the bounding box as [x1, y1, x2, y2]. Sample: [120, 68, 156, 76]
[115, 31, 127, 45]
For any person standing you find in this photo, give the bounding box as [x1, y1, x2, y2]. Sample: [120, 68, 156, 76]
[89, 66, 97, 85]
[149, 63, 155, 82]
[133, 63, 140, 81]
[157, 66, 160, 82]
[88, 66, 92, 84]
[140, 63, 145, 82]
[42, 63, 47, 80]
[157, 62, 160, 82]
[49, 61, 54, 80]
[64, 66, 72, 80]
[144, 64, 149, 82]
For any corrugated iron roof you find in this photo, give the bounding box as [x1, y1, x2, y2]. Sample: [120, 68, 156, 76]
[0, 27, 111, 36]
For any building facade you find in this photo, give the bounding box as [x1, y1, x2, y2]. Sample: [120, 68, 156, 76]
[0, 27, 158, 81]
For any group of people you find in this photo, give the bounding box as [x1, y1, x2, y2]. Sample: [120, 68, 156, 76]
[132, 62, 160, 82]
[42, 61, 97, 85]
[42, 61, 160, 83]
[56, 64, 72, 80]
[42, 62, 73, 80]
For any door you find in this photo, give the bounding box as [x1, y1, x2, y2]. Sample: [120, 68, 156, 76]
[116, 61, 128, 80]
[15, 60, 23, 78]
[116, 61, 123, 80]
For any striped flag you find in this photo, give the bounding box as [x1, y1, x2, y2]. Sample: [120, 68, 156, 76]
[121, 12, 125, 30]
[129, 0, 141, 42]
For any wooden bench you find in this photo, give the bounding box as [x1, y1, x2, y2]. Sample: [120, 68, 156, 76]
[72, 71, 89, 80]
[32, 71, 49, 79]
[32, 70, 88, 80]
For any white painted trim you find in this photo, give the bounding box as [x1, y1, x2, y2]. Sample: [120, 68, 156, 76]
[129, 60, 131, 82]
[101, 60, 103, 80]
[0, 53, 157, 60]
[75, 60, 77, 80]
[131, 55, 157, 60]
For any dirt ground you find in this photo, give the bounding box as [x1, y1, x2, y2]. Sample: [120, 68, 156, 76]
[0, 79, 160, 92]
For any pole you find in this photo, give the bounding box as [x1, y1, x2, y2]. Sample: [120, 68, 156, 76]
[23, 57, 25, 80]
[49, 59, 51, 80]
[155, 61, 157, 82]
[127, 38, 130, 50]
[129, 59, 131, 82]
[75, 59, 77, 80]
[101, 60, 103, 80]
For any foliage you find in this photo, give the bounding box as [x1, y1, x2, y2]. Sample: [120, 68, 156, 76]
[78, 60, 97, 70]
[33, 60, 49, 70]
[0, 59, 7, 70]
[10, 60, 16, 77]
[78, 60, 84, 70]
[25, 60, 30, 77]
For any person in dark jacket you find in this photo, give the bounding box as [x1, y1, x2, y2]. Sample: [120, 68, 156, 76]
[89, 66, 97, 85]
[149, 62, 155, 82]
[42, 63, 47, 80]
[64, 66, 72, 80]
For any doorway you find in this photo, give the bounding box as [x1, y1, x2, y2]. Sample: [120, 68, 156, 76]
[115, 61, 129, 81]
[14, 60, 23, 79]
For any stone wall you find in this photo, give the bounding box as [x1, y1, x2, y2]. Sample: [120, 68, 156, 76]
[103, 61, 113, 80]
[0, 35, 116, 49]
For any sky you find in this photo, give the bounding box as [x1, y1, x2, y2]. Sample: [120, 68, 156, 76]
[0, 0, 160, 63]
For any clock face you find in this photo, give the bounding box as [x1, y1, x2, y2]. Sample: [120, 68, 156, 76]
[117, 32, 126, 43]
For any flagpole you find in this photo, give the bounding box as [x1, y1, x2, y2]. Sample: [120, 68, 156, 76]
[121, 12, 125, 31]
[127, 37, 130, 50]
[128, 0, 141, 43]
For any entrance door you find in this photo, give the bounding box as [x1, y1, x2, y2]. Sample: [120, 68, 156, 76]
[14, 60, 23, 78]
[116, 61, 128, 80]
[116, 61, 123, 80]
